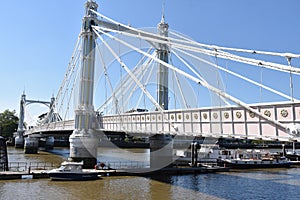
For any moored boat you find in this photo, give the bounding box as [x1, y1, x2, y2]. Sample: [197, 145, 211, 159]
[218, 157, 291, 168]
[217, 149, 291, 168]
[48, 161, 99, 181]
[286, 150, 300, 162]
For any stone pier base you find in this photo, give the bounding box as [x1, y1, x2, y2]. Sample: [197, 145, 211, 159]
[45, 136, 55, 150]
[69, 130, 98, 169]
[15, 136, 24, 148]
[24, 137, 39, 154]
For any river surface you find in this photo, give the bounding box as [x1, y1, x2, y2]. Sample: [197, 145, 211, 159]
[1, 147, 300, 200]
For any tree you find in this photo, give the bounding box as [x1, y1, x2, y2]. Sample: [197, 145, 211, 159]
[0, 110, 19, 139]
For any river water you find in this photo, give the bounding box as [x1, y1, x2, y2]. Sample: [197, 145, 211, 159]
[1, 147, 300, 200]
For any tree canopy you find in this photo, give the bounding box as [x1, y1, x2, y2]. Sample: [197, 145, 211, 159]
[0, 109, 19, 139]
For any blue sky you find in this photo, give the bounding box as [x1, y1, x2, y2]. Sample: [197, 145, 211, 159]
[1, 0, 300, 118]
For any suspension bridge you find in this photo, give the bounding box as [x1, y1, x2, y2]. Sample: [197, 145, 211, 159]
[14, 0, 300, 169]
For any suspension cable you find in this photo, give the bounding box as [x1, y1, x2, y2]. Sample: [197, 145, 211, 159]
[89, 13, 300, 74]
[173, 47, 297, 101]
[56, 34, 81, 109]
[260, 66, 263, 103]
[91, 10, 300, 60]
[287, 57, 294, 102]
[92, 25, 288, 131]
[96, 48, 155, 113]
[93, 27, 179, 133]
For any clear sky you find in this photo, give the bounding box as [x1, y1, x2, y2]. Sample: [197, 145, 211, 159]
[1, 0, 300, 118]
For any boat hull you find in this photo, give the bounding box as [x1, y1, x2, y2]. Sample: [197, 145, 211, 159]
[49, 172, 99, 181]
[218, 159, 291, 169]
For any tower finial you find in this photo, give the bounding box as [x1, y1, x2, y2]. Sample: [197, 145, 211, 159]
[161, 3, 165, 23]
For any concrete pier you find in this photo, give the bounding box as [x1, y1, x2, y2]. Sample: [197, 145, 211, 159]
[69, 131, 98, 169]
[14, 136, 24, 148]
[149, 134, 174, 170]
[24, 137, 39, 154]
[45, 136, 55, 150]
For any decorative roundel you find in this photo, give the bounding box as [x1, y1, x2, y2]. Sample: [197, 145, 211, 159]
[171, 115, 175, 120]
[186, 114, 189, 120]
[152, 116, 155, 120]
[203, 113, 208, 119]
[249, 111, 255, 118]
[147, 116, 150, 120]
[178, 114, 182, 120]
[194, 114, 198, 120]
[142, 116, 144, 120]
[281, 109, 288, 118]
[137, 117, 140, 120]
[224, 112, 229, 119]
[236, 111, 242, 119]
[264, 110, 271, 117]
[158, 115, 161, 120]
[132, 117, 135, 121]
[213, 113, 218, 119]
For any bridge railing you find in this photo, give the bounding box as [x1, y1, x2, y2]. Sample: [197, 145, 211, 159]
[25, 120, 74, 135]
[102, 102, 300, 141]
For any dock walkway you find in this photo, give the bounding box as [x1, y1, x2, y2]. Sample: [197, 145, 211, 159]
[0, 166, 229, 180]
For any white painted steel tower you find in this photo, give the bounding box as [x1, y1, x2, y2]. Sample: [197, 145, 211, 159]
[69, 0, 99, 168]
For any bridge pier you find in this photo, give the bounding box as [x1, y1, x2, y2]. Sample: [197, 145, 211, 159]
[149, 134, 174, 170]
[45, 136, 55, 150]
[24, 137, 39, 154]
[15, 135, 24, 148]
[69, 130, 98, 169]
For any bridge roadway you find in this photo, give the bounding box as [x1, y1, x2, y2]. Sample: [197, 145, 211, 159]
[25, 101, 300, 142]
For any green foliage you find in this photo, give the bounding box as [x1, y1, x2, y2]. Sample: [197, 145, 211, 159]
[0, 109, 19, 139]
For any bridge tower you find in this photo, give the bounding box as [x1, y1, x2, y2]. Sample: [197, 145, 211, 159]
[69, 0, 99, 169]
[149, 13, 174, 169]
[15, 93, 56, 153]
[15, 93, 26, 148]
[157, 12, 169, 110]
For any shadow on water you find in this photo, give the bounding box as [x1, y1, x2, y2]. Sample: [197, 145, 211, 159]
[46, 147, 70, 158]
[147, 168, 300, 200]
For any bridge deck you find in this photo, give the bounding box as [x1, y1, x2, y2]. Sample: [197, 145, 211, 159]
[26, 102, 300, 142]
[102, 102, 300, 141]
